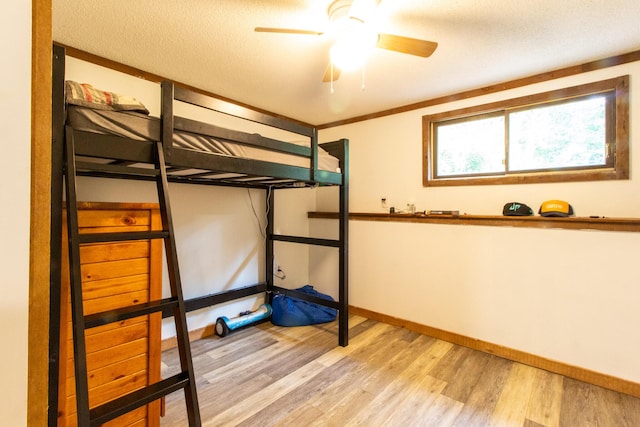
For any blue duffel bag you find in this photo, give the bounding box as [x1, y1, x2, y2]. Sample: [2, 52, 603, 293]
[271, 285, 337, 326]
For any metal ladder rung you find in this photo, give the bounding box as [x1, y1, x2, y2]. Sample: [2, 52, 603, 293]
[78, 230, 169, 244]
[84, 297, 179, 329]
[89, 373, 190, 427]
[271, 233, 341, 247]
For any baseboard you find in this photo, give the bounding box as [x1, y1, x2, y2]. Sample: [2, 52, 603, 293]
[161, 306, 640, 398]
[349, 305, 640, 398]
[161, 324, 216, 352]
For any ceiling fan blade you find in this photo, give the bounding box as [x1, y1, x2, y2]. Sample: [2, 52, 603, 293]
[322, 63, 341, 83]
[376, 33, 438, 58]
[254, 27, 323, 35]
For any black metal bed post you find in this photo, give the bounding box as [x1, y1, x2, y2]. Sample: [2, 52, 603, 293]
[49, 43, 66, 427]
[265, 186, 275, 304]
[161, 81, 174, 163]
[311, 128, 318, 182]
[338, 139, 349, 347]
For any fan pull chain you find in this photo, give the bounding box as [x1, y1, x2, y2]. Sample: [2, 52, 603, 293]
[330, 61, 335, 94]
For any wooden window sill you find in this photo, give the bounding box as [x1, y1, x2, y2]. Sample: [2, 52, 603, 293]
[308, 212, 640, 232]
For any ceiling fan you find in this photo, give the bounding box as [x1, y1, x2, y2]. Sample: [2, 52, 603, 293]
[255, 0, 438, 83]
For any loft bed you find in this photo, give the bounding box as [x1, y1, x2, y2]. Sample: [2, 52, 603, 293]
[50, 43, 349, 424]
[63, 83, 345, 186]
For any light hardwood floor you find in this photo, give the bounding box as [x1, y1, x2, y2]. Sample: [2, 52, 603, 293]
[160, 316, 640, 426]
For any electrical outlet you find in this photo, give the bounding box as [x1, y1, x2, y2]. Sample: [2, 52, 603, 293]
[273, 258, 286, 279]
[275, 264, 286, 279]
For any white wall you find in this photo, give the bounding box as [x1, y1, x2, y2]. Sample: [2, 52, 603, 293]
[318, 61, 640, 383]
[66, 58, 318, 338]
[0, 1, 31, 424]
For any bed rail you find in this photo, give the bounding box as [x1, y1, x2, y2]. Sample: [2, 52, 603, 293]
[157, 80, 340, 187]
[171, 83, 315, 138]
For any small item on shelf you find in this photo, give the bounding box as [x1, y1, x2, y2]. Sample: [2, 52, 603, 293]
[502, 202, 533, 216]
[538, 200, 574, 217]
[428, 210, 460, 216]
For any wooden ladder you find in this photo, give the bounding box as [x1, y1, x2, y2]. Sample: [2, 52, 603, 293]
[62, 131, 201, 426]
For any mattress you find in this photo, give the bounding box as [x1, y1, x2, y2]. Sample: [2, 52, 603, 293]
[66, 106, 340, 172]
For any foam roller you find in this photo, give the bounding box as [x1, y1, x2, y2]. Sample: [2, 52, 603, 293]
[215, 303, 272, 337]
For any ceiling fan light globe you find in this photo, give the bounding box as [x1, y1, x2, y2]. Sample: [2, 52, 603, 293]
[330, 40, 365, 71]
[330, 22, 377, 71]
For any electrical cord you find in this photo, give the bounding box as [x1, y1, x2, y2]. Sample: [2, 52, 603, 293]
[247, 185, 273, 240]
[248, 186, 286, 279]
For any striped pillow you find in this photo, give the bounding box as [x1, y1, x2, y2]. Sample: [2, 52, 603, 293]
[65, 81, 149, 114]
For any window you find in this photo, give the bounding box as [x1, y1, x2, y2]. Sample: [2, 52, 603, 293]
[423, 76, 628, 186]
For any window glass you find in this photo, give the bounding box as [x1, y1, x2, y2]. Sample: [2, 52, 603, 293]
[436, 115, 504, 177]
[508, 96, 607, 172]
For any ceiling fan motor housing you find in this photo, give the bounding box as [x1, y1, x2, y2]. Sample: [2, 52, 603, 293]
[328, 0, 354, 23]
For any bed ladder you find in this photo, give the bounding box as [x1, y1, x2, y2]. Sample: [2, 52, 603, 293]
[63, 132, 201, 426]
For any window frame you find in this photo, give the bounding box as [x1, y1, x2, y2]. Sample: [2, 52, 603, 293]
[422, 76, 629, 187]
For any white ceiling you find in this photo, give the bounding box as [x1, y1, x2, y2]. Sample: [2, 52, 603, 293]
[53, 0, 640, 126]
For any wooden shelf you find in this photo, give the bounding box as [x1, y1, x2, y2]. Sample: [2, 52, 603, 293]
[308, 212, 640, 232]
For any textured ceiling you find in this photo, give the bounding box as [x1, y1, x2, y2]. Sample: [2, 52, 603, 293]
[53, 0, 640, 126]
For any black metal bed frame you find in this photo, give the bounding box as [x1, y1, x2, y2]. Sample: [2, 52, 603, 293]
[49, 43, 349, 426]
